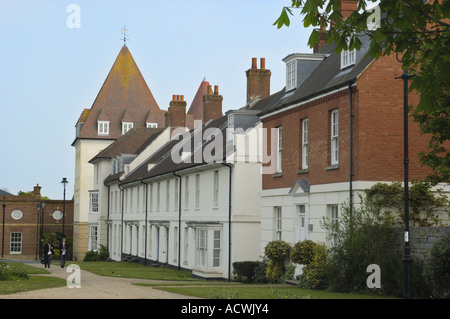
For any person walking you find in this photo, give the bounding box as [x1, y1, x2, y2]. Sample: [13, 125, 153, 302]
[59, 237, 69, 268]
[43, 242, 53, 268]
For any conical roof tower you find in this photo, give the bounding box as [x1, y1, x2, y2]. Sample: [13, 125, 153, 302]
[74, 44, 165, 141]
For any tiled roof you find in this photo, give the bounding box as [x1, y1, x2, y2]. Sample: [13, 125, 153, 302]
[187, 77, 210, 122]
[89, 127, 164, 163]
[259, 33, 375, 117]
[74, 45, 165, 141]
[120, 115, 231, 186]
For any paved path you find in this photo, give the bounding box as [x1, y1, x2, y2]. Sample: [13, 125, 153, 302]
[1, 261, 196, 299]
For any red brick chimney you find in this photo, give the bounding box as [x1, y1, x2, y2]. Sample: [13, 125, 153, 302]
[202, 85, 223, 123]
[246, 57, 271, 104]
[313, 23, 328, 53]
[165, 95, 187, 128]
[340, 0, 358, 20]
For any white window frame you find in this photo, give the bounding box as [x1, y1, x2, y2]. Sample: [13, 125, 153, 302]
[227, 114, 234, 142]
[275, 207, 282, 240]
[330, 205, 339, 246]
[213, 170, 219, 208]
[89, 225, 98, 251]
[98, 121, 110, 135]
[90, 192, 99, 213]
[341, 47, 356, 69]
[166, 180, 170, 211]
[331, 110, 339, 165]
[276, 126, 283, 173]
[195, 174, 200, 209]
[196, 229, 208, 268]
[184, 176, 189, 210]
[10, 232, 22, 254]
[213, 230, 221, 267]
[302, 118, 309, 169]
[286, 59, 297, 91]
[174, 178, 179, 210]
[146, 122, 158, 128]
[122, 122, 133, 135]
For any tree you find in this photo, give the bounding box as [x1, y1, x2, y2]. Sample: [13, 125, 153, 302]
[274, 0, 450, 183]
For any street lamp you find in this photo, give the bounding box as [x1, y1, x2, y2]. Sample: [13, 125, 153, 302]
[2, 200, 5, 258]
[61, 178, 68, 236]
[38, 201, 46, 259]
[395, 59, 415, 299]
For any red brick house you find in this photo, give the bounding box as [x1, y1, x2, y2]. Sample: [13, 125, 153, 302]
[256, 10, 446, 251]
[1, 185, 74, 260]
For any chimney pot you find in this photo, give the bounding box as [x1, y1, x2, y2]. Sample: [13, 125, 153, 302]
[260, 58, 266, 69]
[181, 95, 184, 101]
[252, 57, 257, 69]
[172, 94, 176, 101]
[214, 85, 219, 95]
[207, 85, 213, 95]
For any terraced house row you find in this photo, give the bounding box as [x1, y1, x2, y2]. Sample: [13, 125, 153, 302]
[71, 3, 449, 279]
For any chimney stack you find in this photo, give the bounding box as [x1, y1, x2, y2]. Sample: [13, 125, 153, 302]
[246, 57, 271, 104]
[203, 84, 223, 123]
[340, 0, 358, 20]
[165, 94, 187, 128]
[313, 23, 328, 53]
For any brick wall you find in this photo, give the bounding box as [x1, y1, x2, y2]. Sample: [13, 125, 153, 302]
[261, 54, 434, 191]
[0, 194, 73, 259]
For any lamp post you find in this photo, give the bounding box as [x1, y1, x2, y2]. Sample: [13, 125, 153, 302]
[61, 178, 68, 236]
[36, 204, 40, 260]
[38, 201, 46, 259]
[2, 200, 5, 258]
[396, 67, 414, 299]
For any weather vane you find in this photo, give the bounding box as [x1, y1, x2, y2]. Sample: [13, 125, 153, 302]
[121, 25, 129, 44]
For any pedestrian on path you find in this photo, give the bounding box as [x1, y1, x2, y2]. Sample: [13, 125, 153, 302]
[59, 237, 69, 268]
[43, 242, 53, 268]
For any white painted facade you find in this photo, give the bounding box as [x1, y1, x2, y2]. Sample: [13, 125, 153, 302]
[73, 138, 114, 259]
[92, 118, 263, 279]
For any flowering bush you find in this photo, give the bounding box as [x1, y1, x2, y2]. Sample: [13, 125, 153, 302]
[291, 240, 319, 266]
[264, 240, 292, 262]
[264, 240, 292, 283]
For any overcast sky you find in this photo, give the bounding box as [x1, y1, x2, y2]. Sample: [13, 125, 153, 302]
[0, 0, 312, 200]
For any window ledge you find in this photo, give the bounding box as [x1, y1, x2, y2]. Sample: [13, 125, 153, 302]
[297, 169, 308, 174]
[272, 172, 283, 178]
[325, 164, 339, 171]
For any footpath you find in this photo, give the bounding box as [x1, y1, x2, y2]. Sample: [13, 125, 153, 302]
[0, 260, 194, 299]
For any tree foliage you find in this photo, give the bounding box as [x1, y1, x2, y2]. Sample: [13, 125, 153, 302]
[274, 0, 450, 183]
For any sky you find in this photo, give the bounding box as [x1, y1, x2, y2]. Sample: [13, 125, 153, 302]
[0, 0, 313, 200]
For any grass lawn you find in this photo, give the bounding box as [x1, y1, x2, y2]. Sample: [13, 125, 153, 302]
[148, 285, 396, 299]
[71, 261, 396, 299]
[69, 261, 195, 281]
[0, 262, 67, 295]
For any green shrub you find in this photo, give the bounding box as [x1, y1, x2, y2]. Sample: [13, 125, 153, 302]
[252, 257, 269, 283]
[297, 242, 329, 290]
[233, 261, 260, 283]
[291, 240, 318, 265]
[266, 259, 286, 283]
[0, 262, 29, 281]
[424, 231, 450, 298]
[264, 241, 292, 283]
[264, 240, 292, 262]
[83, 245, 110, 262]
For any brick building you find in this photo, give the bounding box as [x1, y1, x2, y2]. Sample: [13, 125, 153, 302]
[0, 185, 74, 260]
[255, 6, 449, 254]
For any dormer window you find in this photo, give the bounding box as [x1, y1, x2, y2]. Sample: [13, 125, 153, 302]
[286, 60, 297, 91]
[146, 122, 158, 128]
[122, 122, 133, 135]
[341, 48, 356, 69]
[98, 121, 110, 135]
